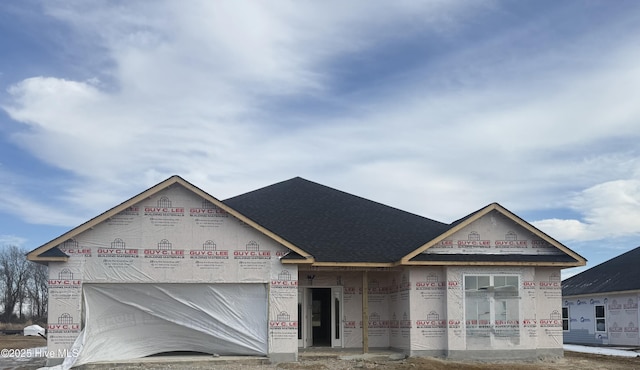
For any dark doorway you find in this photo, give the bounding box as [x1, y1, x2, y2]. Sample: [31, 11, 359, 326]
[311, 288, 331, 346]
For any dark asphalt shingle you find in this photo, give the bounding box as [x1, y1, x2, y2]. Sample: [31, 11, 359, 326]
[37, 246, 68, 258]
[562, 246, 640, 296]
[224, 177, 450, 263]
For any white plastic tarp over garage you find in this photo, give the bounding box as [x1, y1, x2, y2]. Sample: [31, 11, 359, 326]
[64, 283, 267, 368]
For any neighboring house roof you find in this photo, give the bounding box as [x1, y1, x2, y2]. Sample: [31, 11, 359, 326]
[223, 177, 450, 263]
[562, 246, 640, 296]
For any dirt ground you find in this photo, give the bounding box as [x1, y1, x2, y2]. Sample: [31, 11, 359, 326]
[2, 334, 640, 370]
[272, 352, 640, 370]
[1, 334, 47, 351]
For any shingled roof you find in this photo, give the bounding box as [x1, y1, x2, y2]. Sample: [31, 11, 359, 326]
[28, 175, 585, 268]
[562, 246, 640, 296]
[223, 177, 450, 263]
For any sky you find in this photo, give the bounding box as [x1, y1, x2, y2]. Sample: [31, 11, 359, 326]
[1, 0, 639, 280]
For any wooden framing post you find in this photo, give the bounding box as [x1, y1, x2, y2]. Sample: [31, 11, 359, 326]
[362, 270, 369, 353]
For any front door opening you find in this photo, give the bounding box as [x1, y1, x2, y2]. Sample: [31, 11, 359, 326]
[312, 288, 332, 346]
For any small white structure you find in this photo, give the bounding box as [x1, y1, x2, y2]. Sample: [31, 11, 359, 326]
[24, 324, 45, 336]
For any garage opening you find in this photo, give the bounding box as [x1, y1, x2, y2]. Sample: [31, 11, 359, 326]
[70, 283, 268, 366]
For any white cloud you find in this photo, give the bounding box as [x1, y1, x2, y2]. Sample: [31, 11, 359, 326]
[1, 1, 477, 209]
[40, 1, 473, 97]
[0, 172, 84, 226]
[2, 0, 640, 250]
[533, 179, 640, 241]
[0, 234, 27, 248]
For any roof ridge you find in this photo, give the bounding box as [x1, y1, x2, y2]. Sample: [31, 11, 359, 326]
[225, 177, 447, 225]
[224, 177, 308, 201]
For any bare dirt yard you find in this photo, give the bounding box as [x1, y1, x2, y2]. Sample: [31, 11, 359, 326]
[2, 334, 639, 370]
[1, 334, 47, 351]
[281, 352, 639, 370]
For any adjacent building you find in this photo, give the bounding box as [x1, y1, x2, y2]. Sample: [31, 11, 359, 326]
[562, 246, 640, 346]
[27, 176, 586, 367]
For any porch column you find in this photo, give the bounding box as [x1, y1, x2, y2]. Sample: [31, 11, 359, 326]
[362, 270, 369, 353]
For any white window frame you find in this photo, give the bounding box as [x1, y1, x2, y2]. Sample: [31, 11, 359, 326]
[463, 274, 521, 347]
[562, 306, 569, 331]
[595, 305, 606, 333]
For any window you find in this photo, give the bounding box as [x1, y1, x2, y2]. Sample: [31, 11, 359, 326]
[297, 302, 302, 340]
[334, 297, 340, 340]
[562, 307, 569, 331]
[464, 274, 520, 347]
[595, 305, 606, 332]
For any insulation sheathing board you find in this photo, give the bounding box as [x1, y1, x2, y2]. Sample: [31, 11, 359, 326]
[388, 269, 411, 351]
[535, 268, 564, 350]
[269, 265, 299, 355]
[340, 272, 364, 348]
[47, 262, 84, 352]
[47, 184, 297, 366]
[425, 210, 565, 257]
[410, 266, 447, 353]
[366, 272, 391, 348]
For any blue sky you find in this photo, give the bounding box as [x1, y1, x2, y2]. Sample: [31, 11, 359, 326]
[1, 1, 640, 279]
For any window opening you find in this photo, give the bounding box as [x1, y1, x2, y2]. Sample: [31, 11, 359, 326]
[464, 274, 520, 348]
[595, 305, 606, 332]
[334, 297, 340, 340]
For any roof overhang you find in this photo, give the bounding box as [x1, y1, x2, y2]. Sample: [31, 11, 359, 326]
[562, 289, 640, 298]
[303, 261, 396, 268]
